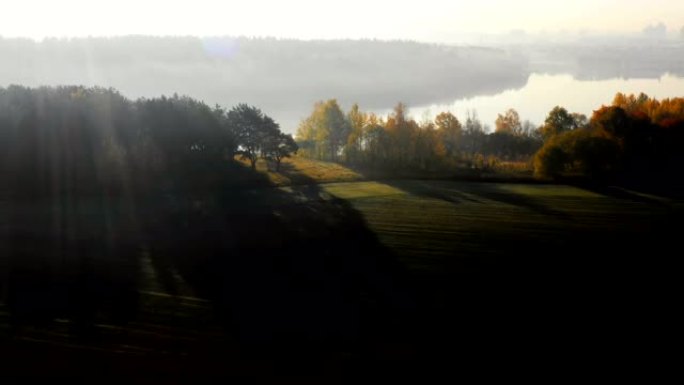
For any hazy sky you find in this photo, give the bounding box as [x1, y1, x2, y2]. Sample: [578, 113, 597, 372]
[2, 0, 683, 42]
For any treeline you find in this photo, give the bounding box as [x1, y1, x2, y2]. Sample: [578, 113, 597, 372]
[529, 43, 684, 80]
[0, 85, 296, 199]
[535, 93, 684, 183]
[296, 100, 542, 172]
[296, 93, 684, 186]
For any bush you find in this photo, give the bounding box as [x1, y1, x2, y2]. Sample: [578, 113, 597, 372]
[534, 143, 568, 177]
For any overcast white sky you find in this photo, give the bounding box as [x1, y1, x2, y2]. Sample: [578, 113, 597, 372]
[1, 0, 682, 42]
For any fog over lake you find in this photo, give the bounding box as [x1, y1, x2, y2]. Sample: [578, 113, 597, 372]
[1, 36, 682, 132]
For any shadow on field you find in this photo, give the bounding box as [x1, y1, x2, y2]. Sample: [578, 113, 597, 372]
[0, 158, 422, 380]
[274, 161, 319, 185]
[386, 180, 571, 220]
[466, 183, 573, 220]
[1, 193, 142, 337]
[374, 178, 679, 373]
[142, 171, 678, 375]
[573, 183, 671, 207]
[3, 162, 679, 379]
[140, 163, 420, 374]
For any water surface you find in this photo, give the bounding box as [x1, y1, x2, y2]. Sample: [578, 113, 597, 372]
[411, 73, 684, 128]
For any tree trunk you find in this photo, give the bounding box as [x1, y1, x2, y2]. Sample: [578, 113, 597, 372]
[250, 157, 257, 169]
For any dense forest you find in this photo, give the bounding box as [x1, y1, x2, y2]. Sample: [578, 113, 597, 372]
[0, 85, 295, 199]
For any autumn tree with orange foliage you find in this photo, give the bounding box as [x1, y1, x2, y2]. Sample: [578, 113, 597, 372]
[535, 93, 684, 182]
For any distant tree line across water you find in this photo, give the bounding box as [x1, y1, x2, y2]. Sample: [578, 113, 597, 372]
[295, 93, 684, 185]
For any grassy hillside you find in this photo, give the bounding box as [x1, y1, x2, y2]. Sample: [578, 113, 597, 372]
[241, 155, 537, 186]
[237, 155, 364, 185]
[217, 157, 680, 285]
[246, 178, 678, 273]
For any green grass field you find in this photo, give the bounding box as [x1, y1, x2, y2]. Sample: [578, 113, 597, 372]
[237, 155, 365, 186]
[323, 180, 676, 269]
[241, 157, 679, 276]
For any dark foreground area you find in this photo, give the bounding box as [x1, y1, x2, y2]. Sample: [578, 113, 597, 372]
[1, 170, 679, 382]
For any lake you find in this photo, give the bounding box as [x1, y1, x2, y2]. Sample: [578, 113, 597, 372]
[408, 73, 684, 129]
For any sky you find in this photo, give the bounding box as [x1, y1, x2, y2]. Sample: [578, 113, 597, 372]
[1, 0, 683, 42]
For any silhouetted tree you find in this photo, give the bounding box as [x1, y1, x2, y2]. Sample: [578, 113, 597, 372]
[227, 104, 278, 169]
[264, 132, 298, 171]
